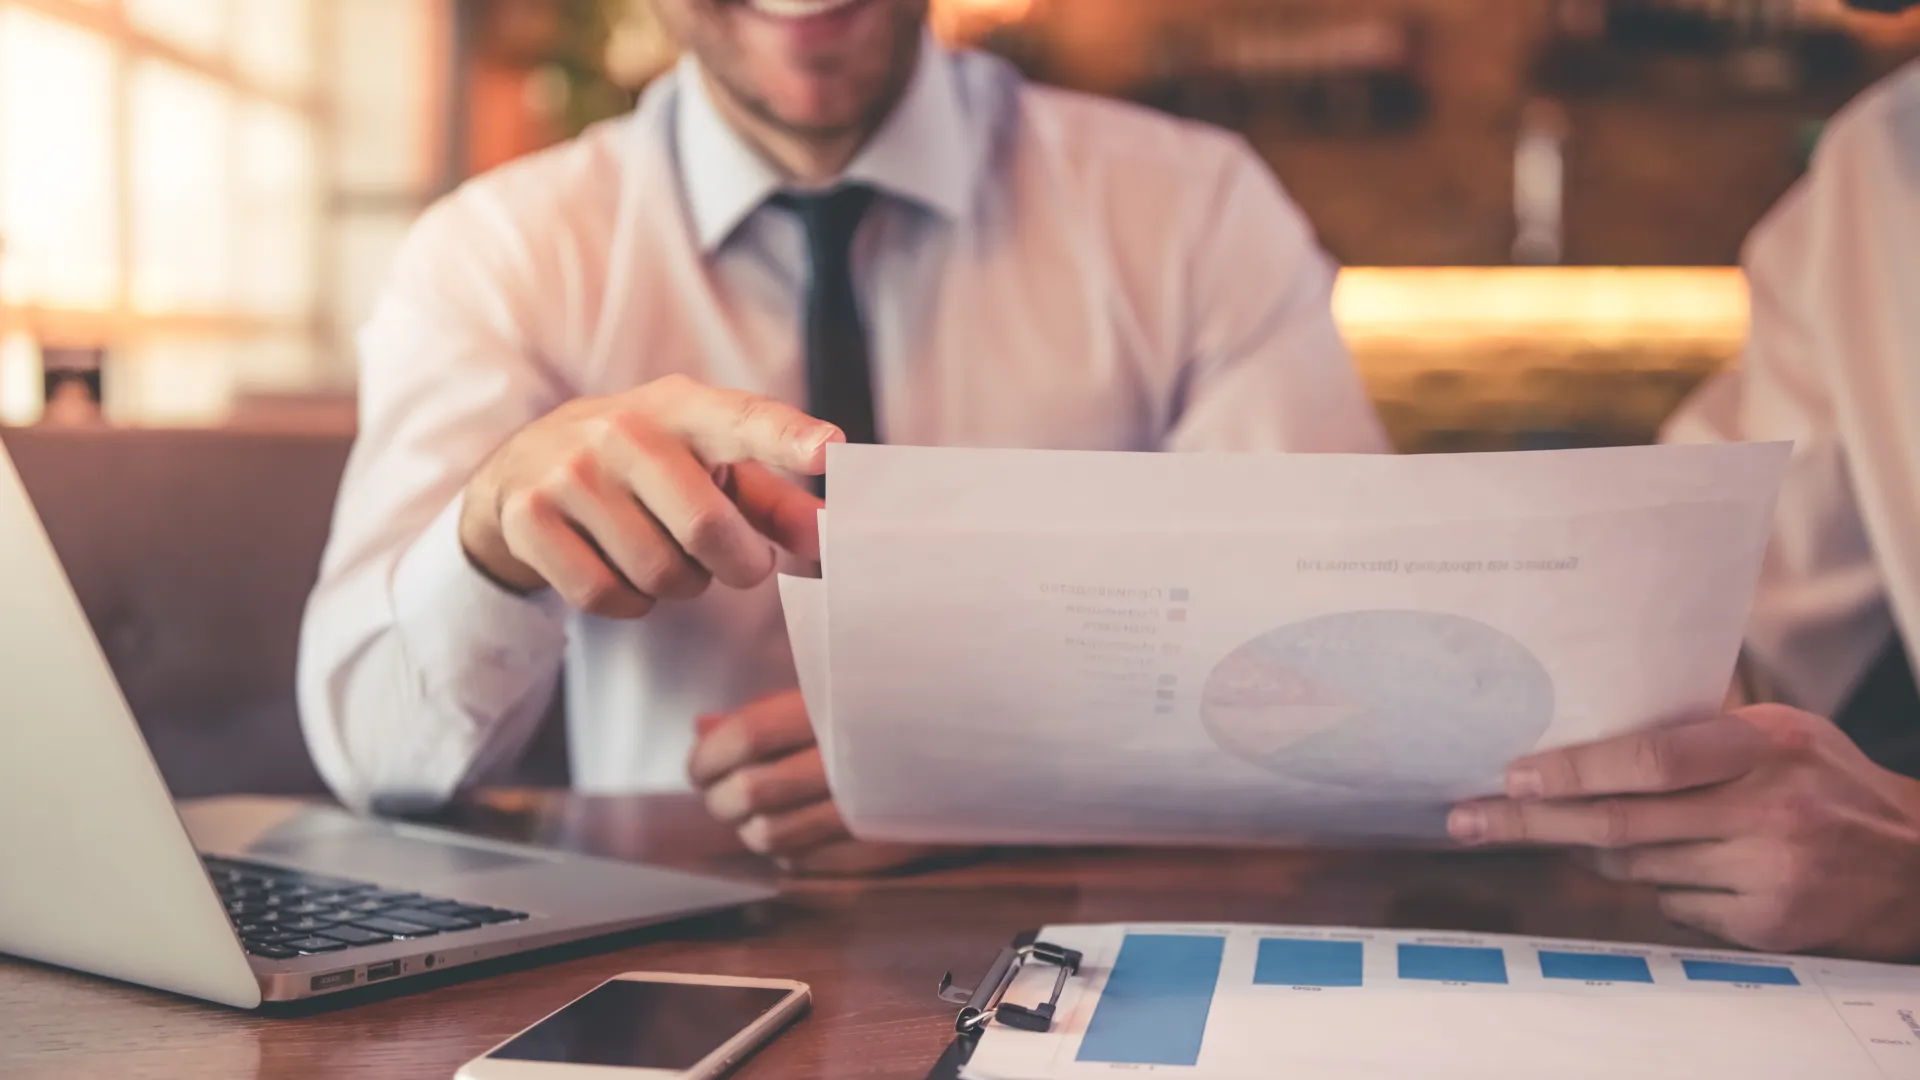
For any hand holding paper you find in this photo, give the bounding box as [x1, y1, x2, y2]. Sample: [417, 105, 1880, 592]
[783, 442, 1790, 847]
[1453, 702, 1920, 959]
[686, 687, 942, 875]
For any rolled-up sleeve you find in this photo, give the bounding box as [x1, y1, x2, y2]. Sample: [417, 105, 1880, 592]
[297, 187, 575, 812]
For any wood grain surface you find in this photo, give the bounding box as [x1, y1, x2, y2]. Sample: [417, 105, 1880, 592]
[0, 792, 1712, 1079]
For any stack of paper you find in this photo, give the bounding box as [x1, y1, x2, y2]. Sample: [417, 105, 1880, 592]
[961, 922, 1920, 1080]
[780, 443, 1788, 846]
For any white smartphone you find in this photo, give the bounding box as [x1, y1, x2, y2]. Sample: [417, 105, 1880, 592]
[454, 972, 811, 1080]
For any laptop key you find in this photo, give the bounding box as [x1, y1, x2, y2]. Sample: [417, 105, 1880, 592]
[203, 854, 504, 939]
[377, 907, 478, 931]
[246, 943, 299, 960]
[274, 915, 339, 933]
[316, 925, 393, 946]
[280, 873, 365, 893]
[283, 936, 348, 954]
[350, 917, 440, 938]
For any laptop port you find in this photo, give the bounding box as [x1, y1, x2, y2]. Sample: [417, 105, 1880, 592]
[310, 969, 355, 991]
[366, 960, 402, 982]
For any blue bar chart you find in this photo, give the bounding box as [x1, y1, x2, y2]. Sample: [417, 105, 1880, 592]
[1398, 943, 1510, 984]
[1539, 951, 1656, 983]
[1253, 938, 1364, 987]
[1076, 934, 1226, 1066]
[965, 924, 1920, 1080]
[1683, 959, 1800, 986]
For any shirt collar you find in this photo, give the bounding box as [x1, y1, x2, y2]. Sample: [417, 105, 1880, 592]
[674, 32, 981, 254]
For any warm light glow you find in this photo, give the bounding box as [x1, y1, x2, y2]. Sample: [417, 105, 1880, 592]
[236, 102, 318, 315]
[332, 0, 439, 191]
[0, 331, 42, 425]
[130, 60, 236, 311]
[0, 0, 415, 423]
[931, 0, 1035, 41]
[0, 8, 119, 308]
[948, 0, 1034, 17]
[1333, 267, 1749, 345]
[108, 338, 236, 425]
[234, 0, 316, 94]
[126, 0, 229, 57]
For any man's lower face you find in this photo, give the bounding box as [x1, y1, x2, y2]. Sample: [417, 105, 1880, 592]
[676, 0, 925, 136]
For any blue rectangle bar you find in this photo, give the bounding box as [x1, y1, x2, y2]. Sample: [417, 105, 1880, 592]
[1538, 951, 1655, 983]
[1682, 959, 1800, 986]
[1398, 944, 1509, 984]
[1077, 934, 1226, 1066]
[1254, 938, 1364, 988]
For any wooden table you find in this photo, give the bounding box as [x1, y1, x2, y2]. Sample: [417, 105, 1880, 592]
[0, 792, 1714, 1079]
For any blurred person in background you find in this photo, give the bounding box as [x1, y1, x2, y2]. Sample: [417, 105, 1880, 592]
[1450, 0, 1920, 962]
[298, 0, 1387, 873]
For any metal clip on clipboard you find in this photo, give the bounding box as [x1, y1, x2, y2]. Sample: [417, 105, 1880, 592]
[937, 939, 1084, 1034]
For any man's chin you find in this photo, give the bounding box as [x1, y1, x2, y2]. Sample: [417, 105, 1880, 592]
[748, 90, 881, 141]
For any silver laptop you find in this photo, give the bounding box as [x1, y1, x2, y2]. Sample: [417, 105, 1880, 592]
[0, 438, 774, 1007]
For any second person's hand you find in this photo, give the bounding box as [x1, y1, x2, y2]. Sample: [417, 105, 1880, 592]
[688, 689, 942, 875]
[1448, 705, 1920, 959]
[458, 374, 837, 616]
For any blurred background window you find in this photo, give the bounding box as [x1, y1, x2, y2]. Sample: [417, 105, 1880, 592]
[0, 0, 445, 426]
[0, 6, 118, 313]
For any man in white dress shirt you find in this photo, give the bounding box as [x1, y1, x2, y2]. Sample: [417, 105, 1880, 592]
[297, 0, 1387, 871]
[1450, 14, 1920, 960]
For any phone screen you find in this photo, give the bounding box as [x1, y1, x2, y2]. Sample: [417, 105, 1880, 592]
[487, 979, 794, 1071]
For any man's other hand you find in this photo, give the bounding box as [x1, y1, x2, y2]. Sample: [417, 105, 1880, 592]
[1449, 705, 1920, 960]
[687, 689, 937, 875]
[458, 374, 835, 616]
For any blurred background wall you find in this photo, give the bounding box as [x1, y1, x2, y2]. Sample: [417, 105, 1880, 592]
[1, 0, 1917, 449]
[2, 1, 1914, 796]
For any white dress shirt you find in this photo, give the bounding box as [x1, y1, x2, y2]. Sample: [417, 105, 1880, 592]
[297, 40, 1388, 810]
[1664, 59, 1920, 719]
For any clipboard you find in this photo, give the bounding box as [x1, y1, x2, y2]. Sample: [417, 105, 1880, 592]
[922, 930, 1086, 1080]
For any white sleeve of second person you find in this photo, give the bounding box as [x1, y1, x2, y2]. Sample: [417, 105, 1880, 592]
[1162, 141, 1391, 456]
[297, 188, 576, 813]
[1661, 155, 1895, 717]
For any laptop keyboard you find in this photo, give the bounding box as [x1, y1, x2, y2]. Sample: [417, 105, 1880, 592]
[203, 855, 529, 961]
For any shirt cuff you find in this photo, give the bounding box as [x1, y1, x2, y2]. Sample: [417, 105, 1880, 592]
[390, 492, 569, 709]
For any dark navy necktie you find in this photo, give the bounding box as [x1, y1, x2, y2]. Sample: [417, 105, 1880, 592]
[774, 185, 879, 492]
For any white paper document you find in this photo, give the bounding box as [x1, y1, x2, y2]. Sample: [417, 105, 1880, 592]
[782, 442, 1789, 845]
[959, 922, 1920, 1080]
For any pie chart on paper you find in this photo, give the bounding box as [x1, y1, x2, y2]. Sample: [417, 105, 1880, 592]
[1199, 610, 1554, 793]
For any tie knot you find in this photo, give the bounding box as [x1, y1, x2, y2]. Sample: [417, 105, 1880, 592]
[773, 184, 876, 259]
